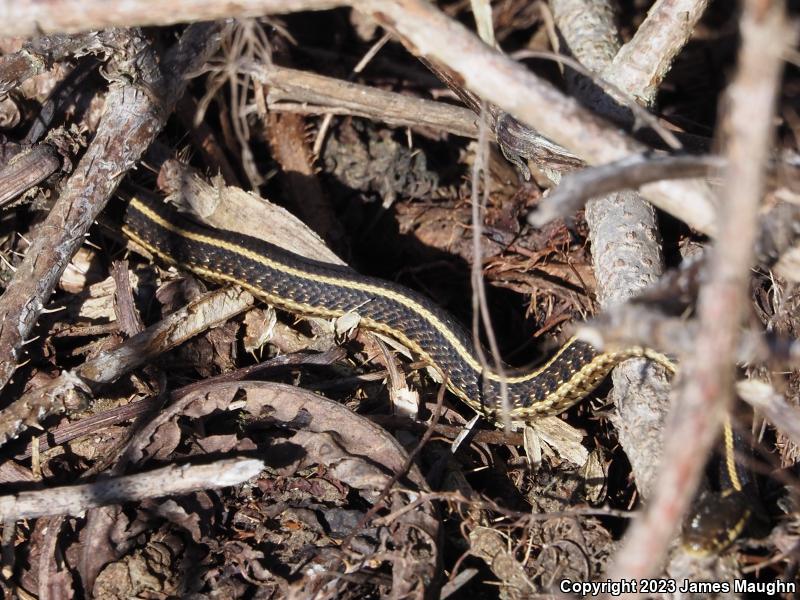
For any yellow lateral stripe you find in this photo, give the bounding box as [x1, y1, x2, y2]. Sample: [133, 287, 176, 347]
[126, 221, 617, 415]
[723, 416, 743, 492]
[129, 196, 575, 385]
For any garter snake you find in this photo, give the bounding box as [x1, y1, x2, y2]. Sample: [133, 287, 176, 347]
[122, 193, 754, 554]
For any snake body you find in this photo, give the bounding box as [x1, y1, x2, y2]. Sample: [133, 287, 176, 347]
[122, 193, 753, 554]
[123, 195, 673, 421]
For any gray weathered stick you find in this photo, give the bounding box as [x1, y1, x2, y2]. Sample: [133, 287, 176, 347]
[0, 458, 264, 522]
[549, 0, 706, 498]
[261, 64, 479, 138]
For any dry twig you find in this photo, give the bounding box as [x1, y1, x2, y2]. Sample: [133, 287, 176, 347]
[260, 64, 479, 138]
[0, 458, 264, 521]
[529, 154, 723, 228]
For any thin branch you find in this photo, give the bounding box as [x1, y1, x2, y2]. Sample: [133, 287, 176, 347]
[578, 303, 800, 370]
[259, 64, 479, 138]
[470, 105, 510, 431]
